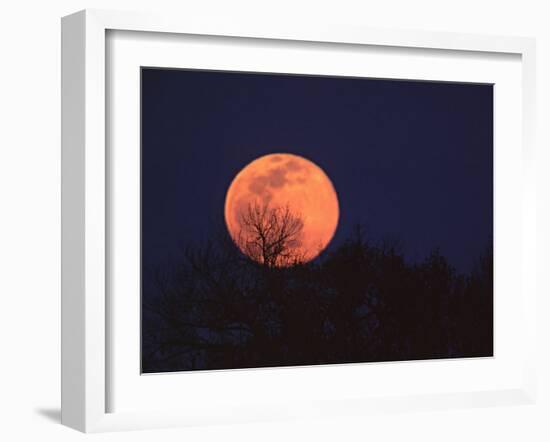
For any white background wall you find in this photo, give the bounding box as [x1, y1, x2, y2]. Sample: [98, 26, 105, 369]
[0, 1, 548, 440]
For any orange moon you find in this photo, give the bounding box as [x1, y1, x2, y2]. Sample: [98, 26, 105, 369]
[224, 153, 339, 265]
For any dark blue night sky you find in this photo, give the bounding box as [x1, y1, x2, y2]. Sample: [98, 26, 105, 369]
[141, 68, 493, 276]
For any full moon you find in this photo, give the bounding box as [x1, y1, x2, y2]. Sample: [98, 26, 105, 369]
[224, 153, 339, 266]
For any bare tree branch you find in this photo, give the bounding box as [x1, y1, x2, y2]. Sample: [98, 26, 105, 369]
[237, 201, 305, 267]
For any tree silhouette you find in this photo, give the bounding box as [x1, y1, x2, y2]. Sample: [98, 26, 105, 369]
[142, 225, 493, 373]
[237, 202, 305, 267]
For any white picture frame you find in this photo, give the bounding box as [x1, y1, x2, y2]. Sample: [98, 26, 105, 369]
[61, 9, 537, 433]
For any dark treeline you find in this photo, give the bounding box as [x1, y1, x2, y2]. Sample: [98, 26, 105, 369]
[142, 227, 493, 373]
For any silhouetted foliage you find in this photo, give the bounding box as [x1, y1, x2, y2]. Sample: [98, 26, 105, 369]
[142, 225, 493, 373]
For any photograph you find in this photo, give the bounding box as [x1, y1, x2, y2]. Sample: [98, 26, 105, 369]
[140, 67, 494, 373]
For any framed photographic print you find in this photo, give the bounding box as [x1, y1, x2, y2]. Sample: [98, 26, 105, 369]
[61, 9, 537, 432]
